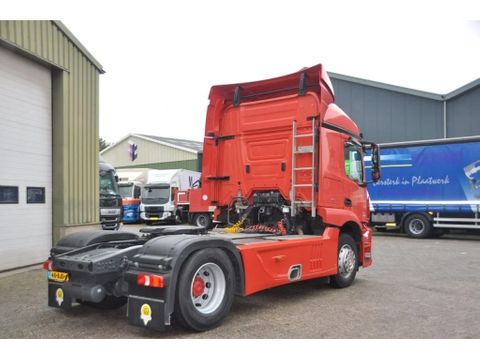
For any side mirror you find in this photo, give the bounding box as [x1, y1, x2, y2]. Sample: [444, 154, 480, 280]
[362, 141, 381, 183]
[370, 143, 381, 183]
[115, 175, 119, 183]
[171, 187, 178, 202]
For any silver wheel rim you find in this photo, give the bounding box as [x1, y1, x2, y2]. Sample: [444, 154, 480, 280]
[409, 219, 425, 235]
[196, 215, 208, 227]
[338, 244, 356, 278]
[190, 262, 226, 314]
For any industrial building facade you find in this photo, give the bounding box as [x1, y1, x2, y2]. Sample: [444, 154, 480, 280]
[101, 134, 203, 171]
[0, 21, 103, 271]
[330, 73, 480, 143]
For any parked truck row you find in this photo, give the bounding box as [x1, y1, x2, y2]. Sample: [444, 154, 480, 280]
[116, 168, 202, 225]
[46, 64, 381, 332]
[367, 136, 480, 238]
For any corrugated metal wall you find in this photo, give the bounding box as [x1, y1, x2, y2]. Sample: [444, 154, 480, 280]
[446, 87, 480, 138]
[102, 136, 198, 169]
[0, 20, 102, 241]
[330, 76, 480, 144]
[331, 78, 445, 143]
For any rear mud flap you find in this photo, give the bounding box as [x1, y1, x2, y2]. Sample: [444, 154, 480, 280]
[48, 282, 73, 309]
[127, 295, 165, 331]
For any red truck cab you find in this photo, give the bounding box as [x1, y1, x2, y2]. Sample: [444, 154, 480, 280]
[189, 64, 378, 269]
[46, 64, 380, 333]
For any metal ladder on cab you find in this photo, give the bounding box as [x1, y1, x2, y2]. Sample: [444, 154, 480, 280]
[290, 117, 318, 217]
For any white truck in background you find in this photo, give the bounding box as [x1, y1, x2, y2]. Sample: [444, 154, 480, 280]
[116, 168, 151, 223]
[140, 169, 201, 225]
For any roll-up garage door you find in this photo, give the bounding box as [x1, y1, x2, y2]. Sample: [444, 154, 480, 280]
[0, 46, 52, 271]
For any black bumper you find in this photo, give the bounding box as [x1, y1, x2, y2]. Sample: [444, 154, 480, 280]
[101, 215, 121, 229]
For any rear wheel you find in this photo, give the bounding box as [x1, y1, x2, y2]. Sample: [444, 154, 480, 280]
[404, 213, 432, 238]
[330, 233, 358, 288]
[174, 248, 235, 331]
[192, 213, 212, 228]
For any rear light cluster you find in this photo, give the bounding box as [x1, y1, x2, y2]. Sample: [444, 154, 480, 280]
[137, 273, 164, 288]
[43, 259, 54, 271]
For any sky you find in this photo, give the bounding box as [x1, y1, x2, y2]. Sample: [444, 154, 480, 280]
[4, 1, 480, 144]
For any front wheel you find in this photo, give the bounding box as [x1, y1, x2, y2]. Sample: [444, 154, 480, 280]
[174, 248, 235, 331]
[330, 233, 359, 288]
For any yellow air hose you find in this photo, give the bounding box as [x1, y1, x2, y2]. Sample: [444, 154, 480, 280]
[224, 219, 245, 233]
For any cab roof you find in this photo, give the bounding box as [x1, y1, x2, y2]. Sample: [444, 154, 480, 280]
[209, 64, 335, 105]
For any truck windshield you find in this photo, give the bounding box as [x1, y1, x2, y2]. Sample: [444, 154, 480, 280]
[142, 186, 170, 204]
[100, 171, 118, 195]
[118, 184, 133, 198]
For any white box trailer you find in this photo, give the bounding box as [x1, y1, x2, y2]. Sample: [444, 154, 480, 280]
[139, 169, 201, 224]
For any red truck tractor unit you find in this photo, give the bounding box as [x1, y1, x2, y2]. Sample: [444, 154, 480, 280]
[44, 64, 380, 332]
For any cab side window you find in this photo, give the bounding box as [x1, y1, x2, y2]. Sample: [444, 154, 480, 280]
[344, 142, 364, 184]
[134, 186, 141, 199]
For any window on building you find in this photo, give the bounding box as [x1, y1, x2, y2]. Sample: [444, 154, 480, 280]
[0, 186, 19, 204]
[27, 187, 45, 204]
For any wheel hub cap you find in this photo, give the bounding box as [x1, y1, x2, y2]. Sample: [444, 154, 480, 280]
[409, 219, 424, 234]
[192, 276, 205, 298]
[190, 263, 226, 314]
[338, 245, 356, 277]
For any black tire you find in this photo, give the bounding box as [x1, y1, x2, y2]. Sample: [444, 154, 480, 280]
[174, 212, 183, 225]
[192, 213, 212, 229]
[404, 213, 432, 238]
[330, 233, 359, 288]
[174, 248, 235, 332]
[80, 295, 127, 309]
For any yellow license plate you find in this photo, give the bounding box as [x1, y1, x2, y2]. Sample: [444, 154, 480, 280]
[48, 271, 69, 283]
[150, 217, 159, 220]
